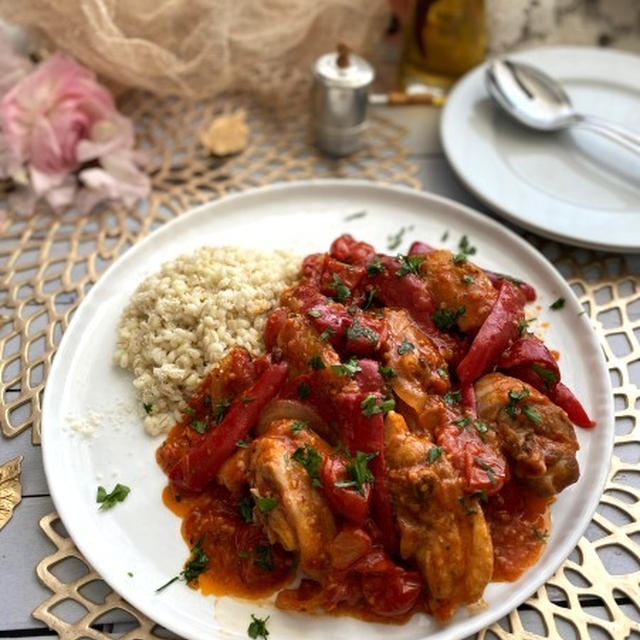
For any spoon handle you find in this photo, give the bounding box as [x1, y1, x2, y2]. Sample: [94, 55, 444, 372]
[574, 114, 640, 155]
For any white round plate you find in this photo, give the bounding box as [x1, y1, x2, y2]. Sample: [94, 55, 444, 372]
[42, 180, 613, 640]
[441, 46, 640, 253]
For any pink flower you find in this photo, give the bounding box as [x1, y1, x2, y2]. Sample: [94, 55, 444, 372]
[0, 53, 114, 175]
[0, 48, 150, 213]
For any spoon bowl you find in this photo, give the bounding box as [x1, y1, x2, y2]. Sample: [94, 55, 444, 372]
[485, 58, 640, 155]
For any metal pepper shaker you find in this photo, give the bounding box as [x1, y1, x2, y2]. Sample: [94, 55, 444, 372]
[313, 44, 375, 156]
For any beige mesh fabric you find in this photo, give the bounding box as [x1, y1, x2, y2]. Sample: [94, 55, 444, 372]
[0, 0, 388, 100]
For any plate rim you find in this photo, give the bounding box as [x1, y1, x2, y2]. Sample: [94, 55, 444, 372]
[41, 179, 614, 640]
[440, 45, 640, 253]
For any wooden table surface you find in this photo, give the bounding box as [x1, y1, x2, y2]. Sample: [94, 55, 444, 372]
[1, 104, 638, 640]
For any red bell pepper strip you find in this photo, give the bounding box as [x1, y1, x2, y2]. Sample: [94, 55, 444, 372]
[337, 392, 397, 554]
[320, 455, 372, 525]
[456, 280, 525, 384]
[408, 240, 435, 255]
[484, 269, 537, 302]
[497, 336, 594, 427]
[549, 382, 596, 428]
[461, 381, 477, 414]
[498, 336, 560, 380]
[497, 336, 561, 391]
[353, 358, 385, 393]
[169, 361, 289, 492]
[330, 234, 376, 265]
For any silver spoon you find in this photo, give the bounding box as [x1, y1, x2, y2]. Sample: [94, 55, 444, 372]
[485, 58, 640, 155]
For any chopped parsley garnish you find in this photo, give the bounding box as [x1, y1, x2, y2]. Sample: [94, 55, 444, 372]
[533, 528, 549, 542]
[362, 287, 377, 310]
[518, 317, 536, 335]
[444, 390, 461, 405]
[335, 450, 377, 495]
[427, 445, 444, 464]
[474, 420, 490, 440]
[292, 444, 323, 487]
[143, 402, 153, 415]
[290, 420, 307, 433]
[344, 210, 367, 221]
[523, 405, 543, 424]
[253, 494, 278, 513]
[319, 327, 336, 342]
[190, 419, 208, 434]
[330, 273, 351, 302]
[366, 256, 385, 275]
[396, 254, 424, 277]
[441, 230, 449, 242]
[436, 365, 449, 378]
[308, 308, 322, 318]
[237, 550, 249, 559]
[452, 235, 477, 263]
[241, 395, 255, 405]
[505, 387, 530, 418]
[239, 497, 254, 522]
[248, 614, 270, 640]
[532, 363, 558, 387]
[331, 356, 362, 376]
[475, 459, 497, 485]
[184, 406, 196, 415]
[431, 305, 466, 330]
[453, 416, 471, 428]
[462, 274, 475, 284]
[96, 483, 130, 510]
[458, 495, 476, 515]
[361, 393, 395, 416]
[254, 543, 274, 571]
[346, 318, 379, 343]
[297, 381, 311, 398]
[397, 339, 414, 355]
[387, 226, 411, 251]
[236, 439, 249, 448]
[308, 354, 326, 370]
[378, 364, 396, 379]
[212, 397, 231, 423]
[549, 297, 565, 310]
[156, 537, 208, 592]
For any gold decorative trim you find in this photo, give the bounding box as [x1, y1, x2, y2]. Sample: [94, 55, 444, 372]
[0, 455, 22, 530]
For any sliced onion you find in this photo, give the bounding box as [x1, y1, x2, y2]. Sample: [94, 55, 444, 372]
[256, 399, 327, 435]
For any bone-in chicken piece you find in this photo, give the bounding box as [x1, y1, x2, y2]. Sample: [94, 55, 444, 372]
[247, 419, 336, 579]
[418, 249, 497, 332]
[384, 411, 493, 621]
[380, 308, 450, 431]
[475, 372, 579, 496]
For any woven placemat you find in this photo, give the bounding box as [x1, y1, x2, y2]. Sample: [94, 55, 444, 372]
[2, 90, 637, 639]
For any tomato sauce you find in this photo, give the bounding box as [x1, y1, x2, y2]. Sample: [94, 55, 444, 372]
[163, 484, 295, 598]
[483, 480, 553, 581]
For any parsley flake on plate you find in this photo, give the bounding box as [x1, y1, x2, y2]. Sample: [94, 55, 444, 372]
[96, 483, 130, 510]
[248, 614, 270, 640]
